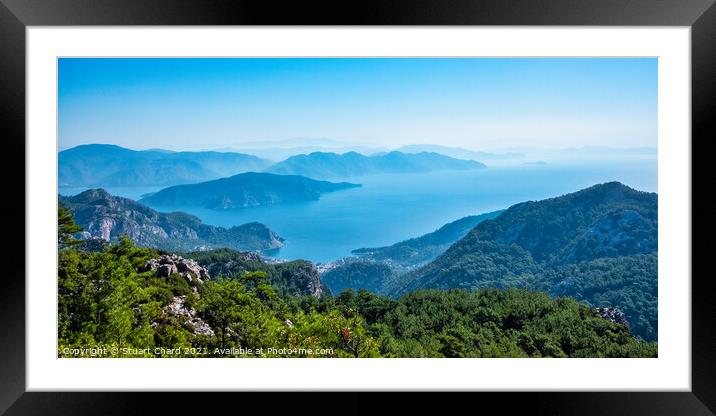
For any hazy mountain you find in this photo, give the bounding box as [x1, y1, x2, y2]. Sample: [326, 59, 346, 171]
[61, 189, 284, 252]
[140, 172, 361, 209]
[352, 210, 504, 269]
[145, 148, 176, 154]
[58, 144, 272, 187]
[397, 144, 524, 160]
[230, 146, 386, 161]
[390, 182, 658, 340]
[266, 151, 486, 179]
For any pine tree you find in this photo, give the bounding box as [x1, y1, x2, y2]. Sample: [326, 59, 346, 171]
[58, 203, 83, 247]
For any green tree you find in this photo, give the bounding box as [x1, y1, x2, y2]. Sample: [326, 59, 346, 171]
[197, 278, 245, 350]
[58, 203, 82, 247]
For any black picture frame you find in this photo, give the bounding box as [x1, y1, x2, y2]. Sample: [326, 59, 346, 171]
[0, 0, 711, 414]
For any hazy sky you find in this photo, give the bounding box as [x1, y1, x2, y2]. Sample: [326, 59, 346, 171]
[58, 58, 657, 151]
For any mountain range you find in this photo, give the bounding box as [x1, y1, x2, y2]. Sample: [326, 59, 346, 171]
[235, 146, 386, 162]
[61, 188, 284, 252]
[58, 144, 272, 187]
[139, 172, 361, 209]
[266, 151, 486, 179]
[59, 144, 490, 188]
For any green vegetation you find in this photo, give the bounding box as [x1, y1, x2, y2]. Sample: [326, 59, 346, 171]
[184, 248, 324, 298]
[391, 182, 658, 341]
[58, 237, 378, 358]
[58, 203, 82, 248]
[322, 261, 397, 294]
[549, 254, 658, 341]
[334, 288, 656, 358]
[57, 208, 656, 358]
[351, 210, 504, 269]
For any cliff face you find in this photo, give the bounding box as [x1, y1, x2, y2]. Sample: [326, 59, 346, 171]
[61, 189, 284, 252]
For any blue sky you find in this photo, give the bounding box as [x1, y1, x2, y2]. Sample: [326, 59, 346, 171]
[58, 58, 657, 151]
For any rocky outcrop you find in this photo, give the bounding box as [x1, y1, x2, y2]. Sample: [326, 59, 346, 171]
[141, 254, 210, 285]
[140, 255, 215, 337]
[162, 295, 215, 337]
[596, 307, 630, 330]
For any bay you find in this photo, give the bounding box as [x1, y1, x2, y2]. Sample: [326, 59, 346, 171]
[59, 158, 657, 263]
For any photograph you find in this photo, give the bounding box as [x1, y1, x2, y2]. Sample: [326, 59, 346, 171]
[57, 57, 658, 359]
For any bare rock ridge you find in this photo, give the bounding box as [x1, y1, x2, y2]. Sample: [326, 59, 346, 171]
[161, 295, 215, 337]
[141, 254, 215, 337]
[61, 188, 284, 252]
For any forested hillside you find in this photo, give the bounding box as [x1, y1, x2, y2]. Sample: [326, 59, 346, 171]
[57, 207, 656, 358]
[392, 182, 658, 341]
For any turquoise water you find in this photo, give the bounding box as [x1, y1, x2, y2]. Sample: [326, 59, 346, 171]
[59, 158, 657, 263]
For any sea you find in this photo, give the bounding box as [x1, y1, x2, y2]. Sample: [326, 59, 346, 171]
[59, 157, 657, 263]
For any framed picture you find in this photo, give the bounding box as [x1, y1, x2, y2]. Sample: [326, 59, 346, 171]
[1, 0, 711, 413]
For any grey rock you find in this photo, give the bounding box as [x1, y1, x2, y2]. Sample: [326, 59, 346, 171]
[162, 295, 215, 337]
[157, 263, 178, 277]
[141, 254, 210, 284]
[596, 307, 630, 330]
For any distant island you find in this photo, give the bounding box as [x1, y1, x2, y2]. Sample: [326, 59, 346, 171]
[396, 144, 524, 161]
[61, 188, 284, 252]
[139, 172, 361, 209]
[266, 151, 486, 179]
[59, 144, 272, 187]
